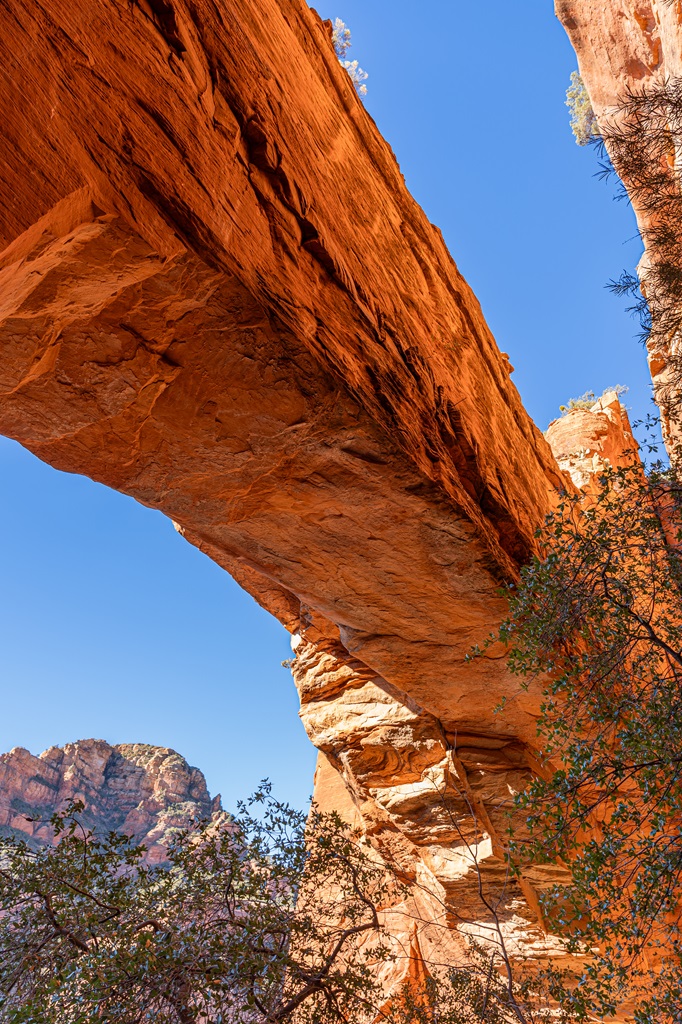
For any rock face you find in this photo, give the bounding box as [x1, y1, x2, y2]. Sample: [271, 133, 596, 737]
[0, 0, 567, 952]
[0, 740, 219, 863]
[546, 390, 640, 492]
[555, 0, 678, 112]
[556, 0, 682, 438]
[0, 0, 634, 1001]
[0, 2, 564, 727]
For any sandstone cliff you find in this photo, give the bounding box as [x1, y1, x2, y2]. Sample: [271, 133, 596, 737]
[546, 389, 641, 492]
[556, 0, 682, 438]
[0, 739, 219, 863]
[0, 0, 571, 963]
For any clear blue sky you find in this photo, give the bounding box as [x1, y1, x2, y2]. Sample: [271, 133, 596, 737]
[0, 1, 651, 812]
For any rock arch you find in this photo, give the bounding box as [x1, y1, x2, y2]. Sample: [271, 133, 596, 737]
[1, 0, 575, 980]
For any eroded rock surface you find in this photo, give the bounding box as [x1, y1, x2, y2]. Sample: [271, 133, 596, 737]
[0, 0, 625, 997]
[0, 0, 564, 743]
[556, 0, 682, 437]
[306, 393, 644, 1006]
[0, 0, 568, 947]
[0, 739, 219, 862]
[546, 390, 640, 491]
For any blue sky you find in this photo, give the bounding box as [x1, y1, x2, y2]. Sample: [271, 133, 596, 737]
[0, 1, 651, 811]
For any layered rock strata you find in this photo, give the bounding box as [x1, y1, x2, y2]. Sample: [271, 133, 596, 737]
[546, 389, 641, 491]
[0, 739, 219, 863]
[307, 396, 643, 1000]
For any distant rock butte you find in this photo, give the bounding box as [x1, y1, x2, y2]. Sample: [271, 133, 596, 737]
[0, 740, 220, 864]
[546, 390, 641, 493]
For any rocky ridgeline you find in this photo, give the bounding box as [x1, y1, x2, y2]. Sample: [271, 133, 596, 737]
[0, 740, 221, 863]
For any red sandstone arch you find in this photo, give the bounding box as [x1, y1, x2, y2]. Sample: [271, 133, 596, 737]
[0, 0, 564, 732]
[1, 0, 576, 984]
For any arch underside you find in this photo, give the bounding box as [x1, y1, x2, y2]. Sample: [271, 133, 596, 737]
[0, 0, 573, 981]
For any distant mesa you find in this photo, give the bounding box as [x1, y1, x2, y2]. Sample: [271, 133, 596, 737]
[0, 739, 221, 863]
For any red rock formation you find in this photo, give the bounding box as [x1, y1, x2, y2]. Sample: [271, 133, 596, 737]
[0, 0, 566, 917]
[0, 0, 625, 997]
[546, 389, 641, 493]
[556, 0, 682, 437]
[0, 739, 219, 863]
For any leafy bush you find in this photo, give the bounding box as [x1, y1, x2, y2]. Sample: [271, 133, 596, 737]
[0, 790, 398, 1022]
[559, 389, 596, 413]
[559, 384, 628, 414]
[487, 430, 682, 1022]
[599, 76, 682, 400]
[0, 787, 547, 1023]
[331, 17, 351, 58]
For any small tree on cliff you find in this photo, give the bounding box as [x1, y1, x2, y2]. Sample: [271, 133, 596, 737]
[0, 787, 545, 1024]
[486, 436, 682, 1022]
[592, 77, 682, 419]
[331, 17, 368, 96]
[558, 384, 628, 415]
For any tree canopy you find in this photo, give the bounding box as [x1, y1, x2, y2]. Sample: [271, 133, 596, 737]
[492, 444, 682, 1022]
[0, 786, 543, 1024]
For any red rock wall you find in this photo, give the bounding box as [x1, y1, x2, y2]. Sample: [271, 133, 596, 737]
[556, 0, 682, 437]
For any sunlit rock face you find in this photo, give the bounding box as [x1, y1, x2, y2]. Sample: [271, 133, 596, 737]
[0, 0, 564, 750]
[556, 0, 682, 440]
[0, 0, 639, 1001]
[305, 398, 644, 1007]
[0, 740, 219, 863]
[546, 391, 641, 492]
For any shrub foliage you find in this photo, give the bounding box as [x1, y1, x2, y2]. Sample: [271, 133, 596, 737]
[332, 18, 368, 97]
[0, 787, 550, 1023]
[0, 788, 399, 1022]
[493, 442, 682, 1021]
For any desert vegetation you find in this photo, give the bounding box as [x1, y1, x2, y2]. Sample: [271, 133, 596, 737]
[485, 416, 682, 1022]
[566, 72, 600, 147]
[574, 74, 682, 436]
[332, 18, 368, 97]
[558, 384, 628, 414]
[0, 788, 556, 1023]
[517, 74, 682, 1016]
